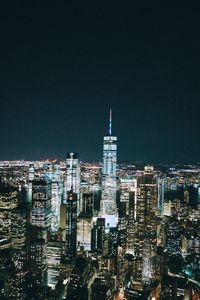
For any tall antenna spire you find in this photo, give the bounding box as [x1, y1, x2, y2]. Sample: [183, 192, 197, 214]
[109, 108, 112, 135]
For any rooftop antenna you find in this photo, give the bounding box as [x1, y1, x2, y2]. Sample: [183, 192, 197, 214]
[109, 108, 112, 135]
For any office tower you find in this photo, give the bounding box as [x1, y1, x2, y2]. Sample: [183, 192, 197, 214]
[66, 190, 77, 259]
[65, 153, 80, 217]
[30, 178, 51, 287]
[118, 201, 127, 247]
[120, 177, 137, 220]
[29, 229, 48, 286]
[28, 164, 34, 181]
[66, 257, 88, 300]
[157, 176, 165, 215]
[60, 203, 67, 241]
[43, 162, 62, 232]
[26, 163, 34, 203]
[0, 191, 25, 255]
[163, 200, 172, 216]
[101, 109, 118, 228]
[47, 241, 64, 289]
[0, 191, 18, 239]
[76, 190, 94, 253]
[31, 178, 52, 231]
[108, 228, 118, 273]
[51, 178, 62, 232]
[133, 166, 158, 286]
[66, 152, 80, 194]
[11, 209, 27, 270]
[166, 222, 181, 254]
[77, 213, 93, 251]
[118, 177, 137, 252]
[81, 193, 94, 215]
[0, 190, 18, 212]
[102, 109, 117, 183]
[125, 182, 138, 257]
[91, 218, 105, 252]
[0, 241, 18, 299]
[0, 189, 27, 298]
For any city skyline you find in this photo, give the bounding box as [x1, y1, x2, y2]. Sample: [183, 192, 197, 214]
[0, 3, 200, 300]
[0, 149, 200, 299]
[0, 3, 200, 163]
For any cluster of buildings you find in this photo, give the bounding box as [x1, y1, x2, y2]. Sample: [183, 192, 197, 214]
[0, 110, 200, 299]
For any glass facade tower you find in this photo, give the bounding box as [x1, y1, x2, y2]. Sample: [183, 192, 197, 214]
[101, 109, 118, 228]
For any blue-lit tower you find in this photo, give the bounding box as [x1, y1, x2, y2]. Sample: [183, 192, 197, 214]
[101, 109, 118, 228]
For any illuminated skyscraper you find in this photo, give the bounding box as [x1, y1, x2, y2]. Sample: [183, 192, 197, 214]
[118, 177, 137, 253]
[29, 233, 48, 286]
[51, 178, 62, 232]
[157, 176, 165, 215]
[65, 152, 80, 214]
[30, 178, 52, 287]
[91, 218, 105, 252]
[133, 166, 158, 286]
[77, 213, 93, 251]
[102, 109, 117, 181]
[28, 164, 34, 181]
[66, 153, 80, 194]
[101, 109, 118, 228]
[0, 191, 18, 239]
[66, 190, 77, 259]
[47, 241, 64, 289]
[31, 178, 52, 231]
[43, 163, 62, 232]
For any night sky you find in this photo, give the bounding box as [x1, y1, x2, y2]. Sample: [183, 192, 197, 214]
[0, 3, 200, 163]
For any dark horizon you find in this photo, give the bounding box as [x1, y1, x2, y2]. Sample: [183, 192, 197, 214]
[0, 3, 200, 163]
